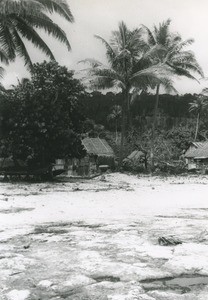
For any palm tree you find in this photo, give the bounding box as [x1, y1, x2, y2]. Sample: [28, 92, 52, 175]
[189, 94, 208, 141]
[107, 105, 122, 143]
[142, 19, 203, 168]
[0, 0, 73, 69]
[81, 21, 173, 167]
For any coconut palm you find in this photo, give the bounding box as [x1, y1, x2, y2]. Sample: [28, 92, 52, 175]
[81, 21, 173, 166]
[107, 105, 122, 143]
[0, 0, 73, 69]
[142, 19, 203, 168]
[189, 94, 208, 141]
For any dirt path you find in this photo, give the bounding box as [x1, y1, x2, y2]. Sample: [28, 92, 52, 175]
[1, 174, 208, 299]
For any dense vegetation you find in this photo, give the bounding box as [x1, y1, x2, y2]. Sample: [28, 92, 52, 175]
[80, 91, 197, 129]
[79, 90, 208, 172]
[0, 61, 86, 168]
[0, 0, 207, 174]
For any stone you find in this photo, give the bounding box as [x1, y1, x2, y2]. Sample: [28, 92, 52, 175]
[6, 290, 30, 300]
[63, 275, 95, 288]
[38, 280, 53, 288]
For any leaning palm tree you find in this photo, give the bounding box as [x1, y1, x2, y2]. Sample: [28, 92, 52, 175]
[142, 19, 203, 168]
[189, 94, 208, 141]
[0, 0, 73, 69]
[107, 105, 122, 143]
[81, 21, 174, 167]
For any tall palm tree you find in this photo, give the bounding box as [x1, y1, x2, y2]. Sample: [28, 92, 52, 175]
[107, 105, 122, 143]
[81, 21, 173, 167]
[0, 0, 73, 69]
[142, 19, 203, 168]
[189, 94, 208, 141]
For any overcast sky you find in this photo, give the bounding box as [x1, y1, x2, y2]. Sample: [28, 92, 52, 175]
[2, 0, 208, 94]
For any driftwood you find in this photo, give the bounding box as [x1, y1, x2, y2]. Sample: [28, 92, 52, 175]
[158, 236, 182, 246]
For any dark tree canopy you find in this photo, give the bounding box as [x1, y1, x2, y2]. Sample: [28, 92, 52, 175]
[0, 61, 86, 167]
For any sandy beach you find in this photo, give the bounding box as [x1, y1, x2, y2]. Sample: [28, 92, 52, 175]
[1, 173, 208, 299]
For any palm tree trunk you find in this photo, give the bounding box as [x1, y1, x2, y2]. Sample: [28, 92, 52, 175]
[150, 84, 160, 171]
[115, 119, 118, 143]
[194, 112, 200, 141]
[118, 90, 128, 169]
[127, 96, 132, 130]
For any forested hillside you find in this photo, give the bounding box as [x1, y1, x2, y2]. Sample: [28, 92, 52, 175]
[80, 91, 197, 130]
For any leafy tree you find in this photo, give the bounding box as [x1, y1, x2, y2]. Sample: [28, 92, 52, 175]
[81, 21, 172, 166]
[1, 61, 86, 167]
[0, 0, 73, 69]
[143, 19, 203, 169]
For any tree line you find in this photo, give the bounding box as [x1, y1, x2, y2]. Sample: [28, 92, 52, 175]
[0, 0, 207, 172]
[80, 91, 198, 127]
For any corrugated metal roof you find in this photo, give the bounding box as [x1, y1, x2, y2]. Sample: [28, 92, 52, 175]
[82, 138, 114, 156]
[185, 141, 208, 159]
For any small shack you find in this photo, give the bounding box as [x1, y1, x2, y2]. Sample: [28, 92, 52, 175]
[123, 150, 147, 171]
[67, 138, 115, 177]
[184, 141, 208, 171]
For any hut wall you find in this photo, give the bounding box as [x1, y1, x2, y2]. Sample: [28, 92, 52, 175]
[195, 159, 208, 170]
[66, 156, 98, 177]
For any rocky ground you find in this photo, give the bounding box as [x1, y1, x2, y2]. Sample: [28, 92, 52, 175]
[1, 173, 208, 299]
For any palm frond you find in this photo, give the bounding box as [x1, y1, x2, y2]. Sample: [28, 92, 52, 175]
[0, 65, 4, 79]
[0, 48, 9, 64]
[13, 16, 55, 61]
[81, 66, 125, 90]
[159, 77, 177, 94]
[0, 0, 43, 15]
[21, 12, 71, 50]
[79, 58, 104, 69]
[0, 0, 73, 67]
[35, 0, 74, 22]
[141, 24, 156, 46]
[167, 62, 200, 82]
[202, 88, 208, 95]
[0, 21, 16, 60]
[189, 97, 208, 113]
[131, 64, 173, 81]
[12, 29, 33, 70]
[142, 44, 166, 62]
[94, 35, 116, 63]
[171, 60, 204, 77]
[154, 19, 171, 46]
[172, 38, 194, 51]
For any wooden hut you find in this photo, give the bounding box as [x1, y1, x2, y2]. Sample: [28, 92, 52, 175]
[123, 150, 147, 171]
[185, 141, 208, 171]
[67, 138, 115, 177]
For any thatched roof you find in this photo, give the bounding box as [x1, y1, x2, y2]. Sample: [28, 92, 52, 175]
[82, 138, 114, 157]
[185, 141, 208, 159]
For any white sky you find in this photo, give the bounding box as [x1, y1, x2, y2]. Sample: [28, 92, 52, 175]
[2, 0, 208, 94]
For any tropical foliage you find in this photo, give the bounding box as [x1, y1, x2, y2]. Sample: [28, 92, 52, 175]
[0, 15, 205, 175]
[189, 92, 208, 141]
[81, 21, 175, 166]
[142, 19, 203, 168]
[0, 0, 73, 69]
[0, 61, 86, 167]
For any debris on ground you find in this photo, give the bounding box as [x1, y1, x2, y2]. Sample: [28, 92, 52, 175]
[158, 236, 182, 246]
